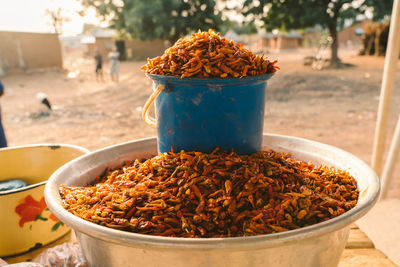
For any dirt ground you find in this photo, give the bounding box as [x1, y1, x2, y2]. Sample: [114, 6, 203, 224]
[1, 49, 400, 197]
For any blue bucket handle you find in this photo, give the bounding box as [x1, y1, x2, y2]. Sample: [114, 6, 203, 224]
[142, 84, 165, 127]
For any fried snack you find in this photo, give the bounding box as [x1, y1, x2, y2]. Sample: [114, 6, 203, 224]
[141, 30, 279, 78]
[60, 149, 358, 238]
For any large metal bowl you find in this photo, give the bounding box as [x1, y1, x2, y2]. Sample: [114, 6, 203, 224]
[45, 134, 380, 267]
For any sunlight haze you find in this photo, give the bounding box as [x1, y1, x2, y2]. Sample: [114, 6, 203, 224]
[0, 0, 100, 35]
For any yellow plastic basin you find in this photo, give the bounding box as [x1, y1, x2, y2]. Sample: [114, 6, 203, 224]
[0, 144, 89, 257]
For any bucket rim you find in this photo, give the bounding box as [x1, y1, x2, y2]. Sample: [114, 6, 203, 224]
[145, 72, 275, 85]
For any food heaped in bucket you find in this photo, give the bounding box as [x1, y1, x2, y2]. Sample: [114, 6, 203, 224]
[141, 30, 279, 154]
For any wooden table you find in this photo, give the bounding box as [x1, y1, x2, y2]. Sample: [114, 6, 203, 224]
[4, 224, 397, 266]
[339, 224, 397, 267]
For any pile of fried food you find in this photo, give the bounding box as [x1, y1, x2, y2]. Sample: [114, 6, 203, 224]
[141, 30, 279, 78]
[60, 149, 358, 238]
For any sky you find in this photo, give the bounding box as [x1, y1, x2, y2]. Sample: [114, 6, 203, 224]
[0, 0, 101, 36]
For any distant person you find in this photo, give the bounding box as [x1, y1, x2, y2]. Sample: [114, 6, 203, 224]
[0, 80, 7, 148]
[108, 47, 120, 82]
[94, 50, 103, 82]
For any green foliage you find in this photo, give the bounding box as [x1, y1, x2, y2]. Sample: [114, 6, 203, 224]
[241, 0, 393, 65]
[220, 20, 258, 35]
[364, 0, 394, 21]
[82, 0, 223, 43]
[232, 21, 258, 35]
[241, 0, 393, 32]
[242, 0, 330, 32]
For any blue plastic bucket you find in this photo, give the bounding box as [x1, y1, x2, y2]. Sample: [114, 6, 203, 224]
[144, 73, 274, 154]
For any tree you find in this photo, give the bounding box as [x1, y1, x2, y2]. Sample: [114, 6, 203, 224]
[45, 6, 71, 34]
[241, 0, 393, 67]
[45, 0, 85, 35]
[220, 20, 258, 35]
[82, 0, 224, 44]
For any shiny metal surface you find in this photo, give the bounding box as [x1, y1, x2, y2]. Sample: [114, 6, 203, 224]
[45, 134, 380, 267]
